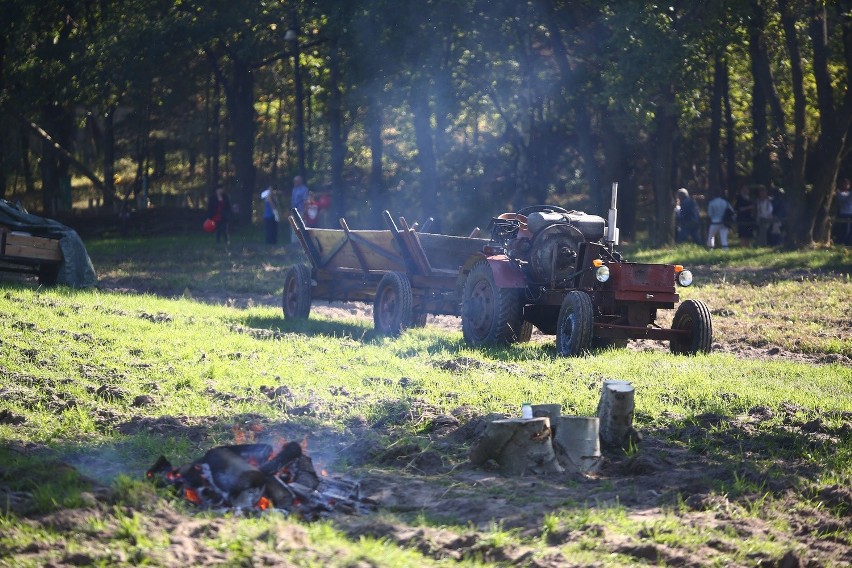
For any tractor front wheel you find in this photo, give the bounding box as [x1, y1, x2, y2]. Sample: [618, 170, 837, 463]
[556, 291, 593, 356]
[669, 299, 713, 355]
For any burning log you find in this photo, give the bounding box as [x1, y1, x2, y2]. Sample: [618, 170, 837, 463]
[146, 440, 373, 518]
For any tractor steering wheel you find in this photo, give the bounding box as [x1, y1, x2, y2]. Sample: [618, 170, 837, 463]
[516, 204, 569, 217]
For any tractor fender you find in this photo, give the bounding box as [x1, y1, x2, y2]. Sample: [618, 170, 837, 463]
[485, 255, 526, 288]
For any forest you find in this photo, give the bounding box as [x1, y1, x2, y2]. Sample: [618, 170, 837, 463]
[1, 0, 850, 246]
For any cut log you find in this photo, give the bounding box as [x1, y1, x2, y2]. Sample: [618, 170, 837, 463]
[552, 416, 602, 473]
[531, 404, 561, 422]
[596, 379, 637, 449]
[469, 417, 563, 476]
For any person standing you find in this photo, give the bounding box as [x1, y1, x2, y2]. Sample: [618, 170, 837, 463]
[290, 175, 309, 243]
[208, 185, 232, 245]
[261, 187, 280, 245]
[755, 185, 774, 246]
[675, 188, 702, 245]
[836, 178, 852, 245]
[706, 191, 734, 250]
[734, 185, 755, 247]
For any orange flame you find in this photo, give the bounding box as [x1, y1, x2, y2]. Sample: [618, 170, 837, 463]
[233, 425, 247, 444]
[256, 496, 271, 510]
[184, 488, 202, 505]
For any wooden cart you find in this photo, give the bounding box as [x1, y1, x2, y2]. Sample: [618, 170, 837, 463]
[0, 228, 63, 285]
[284, 209, 489, 335]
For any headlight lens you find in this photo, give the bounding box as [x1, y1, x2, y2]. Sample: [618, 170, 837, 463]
[595, 265, 610, 282]
[677, 269, 693, 287]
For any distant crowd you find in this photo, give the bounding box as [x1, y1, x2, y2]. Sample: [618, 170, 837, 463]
[675, 178, 852, 249]
[204, 175, 332, 246]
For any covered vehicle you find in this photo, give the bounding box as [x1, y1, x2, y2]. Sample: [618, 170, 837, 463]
[0, 199, 97, 288]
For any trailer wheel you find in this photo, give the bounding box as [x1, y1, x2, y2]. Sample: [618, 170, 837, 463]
[670, 299, 713, 355]
[282, 264, 312, 319]
[373, 272, 414, 336]
[462, 261, 524, 346]
[556, 291, 593, 356]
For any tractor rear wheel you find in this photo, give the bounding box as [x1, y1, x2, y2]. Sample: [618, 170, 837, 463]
[669, 299, 713, 355]
[373, 271, 414, 336]
[462, 261, 525, 346]
[556, 291, 593, 356]
[282, 264, 312, 320]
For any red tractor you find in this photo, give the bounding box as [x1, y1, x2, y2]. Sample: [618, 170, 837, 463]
[460, 183, 712, 355]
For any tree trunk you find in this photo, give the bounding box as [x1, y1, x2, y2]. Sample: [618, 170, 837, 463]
[749, 1, 773, 188]
[21, 126, 35, 195]
[601, 119, 636, 239]
[806, 3, 852, 244]
[411, 74, 440, 228]
[367, 93, 385, 227]
[329, 37, 346, 222]
[207, 75, 222, 201]
[709, 53, 724, 195]
[722, 58, 738, 195]
[779, 0, 809, 248]
[226, 57, 257, 224]
[38, 104, 74, 214]
[102, 106, 117, 209]
[651, 88, 678, 246]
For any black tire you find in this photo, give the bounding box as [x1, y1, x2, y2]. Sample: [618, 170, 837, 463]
[282, 264, 312, 319]
[37, 264, 61, 287]
[556, 291, 593, 356]
[670, 299, 713, 355]
[461, 261, 525, 346]
[373, 272, 414, 336]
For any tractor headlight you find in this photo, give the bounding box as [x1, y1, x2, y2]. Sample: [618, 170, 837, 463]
[595, 265, 610, 283]
[677, 269, 693, 287]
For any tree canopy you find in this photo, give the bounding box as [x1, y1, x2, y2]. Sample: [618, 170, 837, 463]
[1, 0, 850, 246]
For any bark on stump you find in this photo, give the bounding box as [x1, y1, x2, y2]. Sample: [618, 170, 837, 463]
[596, 379, 636, 449]
[469, 417, 563, 476]
[552, 416, 602, 473]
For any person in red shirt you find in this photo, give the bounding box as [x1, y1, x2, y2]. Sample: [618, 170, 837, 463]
[208, 185, 232, 244]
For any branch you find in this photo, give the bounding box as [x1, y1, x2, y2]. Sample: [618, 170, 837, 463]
[13, 112, 104, 192]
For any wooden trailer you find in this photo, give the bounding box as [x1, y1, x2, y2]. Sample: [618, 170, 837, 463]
[0, 228, 63, 285]
[284, 209, 489, 335]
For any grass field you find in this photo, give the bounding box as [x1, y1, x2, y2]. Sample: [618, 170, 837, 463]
[0, 231, 850, 566]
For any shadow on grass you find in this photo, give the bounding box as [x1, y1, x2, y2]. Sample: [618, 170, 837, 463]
[235, 311, 562, 364]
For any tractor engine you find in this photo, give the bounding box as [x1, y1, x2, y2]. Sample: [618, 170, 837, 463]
[523, 210, 607, 284]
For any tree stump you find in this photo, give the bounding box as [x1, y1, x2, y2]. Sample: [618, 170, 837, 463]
[531, 404, 562, 422]
[552, 416, 602, 473]
[596, 379, 636, 448]
[469, 417, 563, 476]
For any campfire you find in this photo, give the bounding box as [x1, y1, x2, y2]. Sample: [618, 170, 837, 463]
[147, 436, 373, 518]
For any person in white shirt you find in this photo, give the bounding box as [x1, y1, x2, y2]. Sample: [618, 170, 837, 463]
[755, 185, 774, 246]
[706, 191, 734, 250]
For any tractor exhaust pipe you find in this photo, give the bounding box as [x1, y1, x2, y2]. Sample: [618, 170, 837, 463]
[606, 182, 619, 247]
